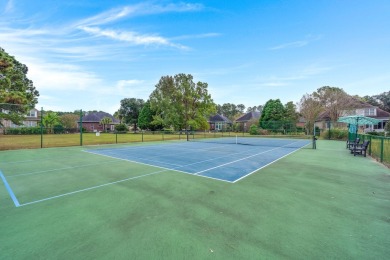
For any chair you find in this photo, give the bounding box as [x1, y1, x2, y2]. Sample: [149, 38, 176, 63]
[352, 141, 370, 157]
[346, 138, 360, 149]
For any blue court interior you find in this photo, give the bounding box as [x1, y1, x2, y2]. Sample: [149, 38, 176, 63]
[86, 138, 311, 183]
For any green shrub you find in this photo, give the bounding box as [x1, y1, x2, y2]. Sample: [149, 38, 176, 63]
[249, 124, 258, 135]
[115, 124, 128, 132]
[321, 128, 348, 140]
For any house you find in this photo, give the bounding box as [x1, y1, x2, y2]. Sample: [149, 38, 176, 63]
[80, 111, 120, 132]
[316, 100, 389, 133]
[235, 111, 260, 132]
[208, 114, 232, 131]
[0, 108, 41, 128]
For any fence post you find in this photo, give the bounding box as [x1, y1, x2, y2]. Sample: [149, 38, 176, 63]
[380, 137, 384, 162]
[80, 109, 83, 146]
[368, 135, 372, 156]
[40, 107, 43, 148]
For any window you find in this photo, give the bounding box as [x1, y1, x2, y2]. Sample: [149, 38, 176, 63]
[364, 108, 376, 116]
[26, 110, 37, 117]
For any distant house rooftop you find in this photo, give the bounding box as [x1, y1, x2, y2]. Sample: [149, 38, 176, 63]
[82, 111, 120, 123]
[236, 111, 260, 122]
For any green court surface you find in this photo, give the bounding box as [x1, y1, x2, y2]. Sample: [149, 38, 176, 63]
[0, 140, 389, 259]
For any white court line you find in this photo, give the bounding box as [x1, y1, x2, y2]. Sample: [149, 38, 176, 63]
[0, 170, 20, 207]
[193, 141, 304, 175]
[12, 139, 309, 207]
[18, 171, 166, 207]
[233, 142, 310, 183]
[7, 160, 119, 178]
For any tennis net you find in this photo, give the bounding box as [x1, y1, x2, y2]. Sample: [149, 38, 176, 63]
[187, 134, 312, 149]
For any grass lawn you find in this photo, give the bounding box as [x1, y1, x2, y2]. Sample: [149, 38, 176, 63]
[0, 140, 389, 259]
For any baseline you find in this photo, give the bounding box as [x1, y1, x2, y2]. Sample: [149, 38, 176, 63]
[0, 170, 20, 207]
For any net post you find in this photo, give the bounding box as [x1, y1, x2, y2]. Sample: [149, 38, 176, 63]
[79, 109, 83, 146]
[236, 135, 238, 144]
[40, 107, 43, 148]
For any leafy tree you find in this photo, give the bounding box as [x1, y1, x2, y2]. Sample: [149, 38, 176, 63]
[216, 103, 246, 120]
[149, 73, 216, 131]
[237, 104, 246, 114]
[43, 112, 60, 133]
[138, 100, 163, 130]
[259, 99, 285, 130]
[0, 47, 39, 126]
[363, 91, 390, 112]
[100, 116, 112, 132]
[283, 101, 299, 131]
[138, 101, 153, 130]
[374, 91, 390, 112]
[117, 98, 145, 132]
[59, 114, 79, 129]
[298, 93, 323, 135]
[385, 121, 390, 135]
[313, 86, 354, 123]
[246, 105, 263, 113]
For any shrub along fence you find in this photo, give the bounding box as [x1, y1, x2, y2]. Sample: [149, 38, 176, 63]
[355, 134, 390, 165]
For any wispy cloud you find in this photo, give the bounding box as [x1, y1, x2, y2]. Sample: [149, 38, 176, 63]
[269, 35, 322, 50]
[79, 26, 188, 49]
[171, 33, 221, 41]
[76, 2, 204, 27]
[256, 64, 332, 87]
[4, 0, 15, 13]
[269, 40, 308, 50]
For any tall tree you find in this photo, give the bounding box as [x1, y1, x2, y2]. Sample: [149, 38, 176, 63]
[298, 93, 323, 135]
[284, 101, 299, 131]
[217, 103, 240, 120]
[237, 104, 246, 114]
[0, 47, 39, 126]
[149, 73, 216, 130]
[313, 86, 354, 122]
[259, 99, 285, 130]
[117, 98, 145, 132]
[138, 100, 163, 131]
[59, 114, 79, 129]
[246, 105, 263, 113]
[363, 91, 390, 112]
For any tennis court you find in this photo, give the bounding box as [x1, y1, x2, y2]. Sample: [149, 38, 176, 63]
[0, 137, 310, 207]
[1, 139, 389, 259]
[86, 137, 311, 183]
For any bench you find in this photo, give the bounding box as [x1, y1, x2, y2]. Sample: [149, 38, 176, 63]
[352, 140, 370, 157]
[346, 137, 360, 149]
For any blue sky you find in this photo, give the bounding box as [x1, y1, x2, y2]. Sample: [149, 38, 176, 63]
[1, 0, 389, 114]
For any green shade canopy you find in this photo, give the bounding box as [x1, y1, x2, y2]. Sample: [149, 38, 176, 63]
[338, 115, 381, 125]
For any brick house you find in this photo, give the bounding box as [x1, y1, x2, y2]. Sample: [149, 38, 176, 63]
[80, 111, 120, 132]
[235, 111, 261, 132]
[208, 114, 232, 131]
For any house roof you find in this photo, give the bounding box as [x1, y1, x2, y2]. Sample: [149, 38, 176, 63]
[316, 99, 390, 121]
[209, 114, 232, 123]
[235, 111, 261, 122]
[375, 107, 390, 118]
[82, 112, 120, 123]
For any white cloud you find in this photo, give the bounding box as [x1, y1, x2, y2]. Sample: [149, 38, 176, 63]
[269, 40, 308, 50]
[79, 26, 188, 49]
[23, 57, 102, 91]
[269, 35, 322, 50]
[4, 0, 15, 13]
[76, 2, 203, 27]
